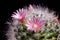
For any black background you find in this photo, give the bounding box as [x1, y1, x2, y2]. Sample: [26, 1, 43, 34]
[0, 0, 60, 40]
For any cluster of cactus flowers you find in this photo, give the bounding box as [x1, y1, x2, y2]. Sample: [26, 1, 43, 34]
[6, 5, 60, 40]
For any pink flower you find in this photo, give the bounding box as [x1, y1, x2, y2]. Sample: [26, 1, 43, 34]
[27, 16, 45, 32]
[11, 9, 27, 23]
[28, 4, 33, 10]
[53, 17, 58, 23]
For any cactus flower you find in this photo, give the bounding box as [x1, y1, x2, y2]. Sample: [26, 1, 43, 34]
[11, 9, 27, 24]
[27, 16, 45, 32]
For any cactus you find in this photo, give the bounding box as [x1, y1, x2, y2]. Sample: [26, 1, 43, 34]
[6, 4, 60, 40]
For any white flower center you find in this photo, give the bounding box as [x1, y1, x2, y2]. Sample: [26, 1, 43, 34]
[34, 24, 38, 28]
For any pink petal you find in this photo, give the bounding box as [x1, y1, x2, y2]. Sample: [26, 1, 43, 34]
[28, 4, 33, 10]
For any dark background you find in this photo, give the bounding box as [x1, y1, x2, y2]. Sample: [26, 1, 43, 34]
[0, 0, 60, 40]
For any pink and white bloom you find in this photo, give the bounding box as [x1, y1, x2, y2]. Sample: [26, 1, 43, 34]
[53, 17, 58, 23]
[28, 4, 33, 10]
[27, 16, 45, 32]
[11, 9, 27, 23]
